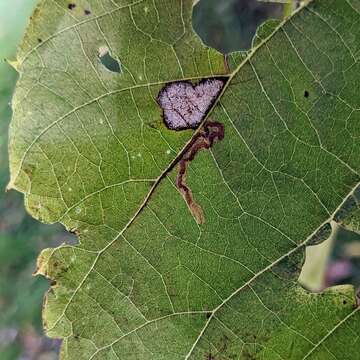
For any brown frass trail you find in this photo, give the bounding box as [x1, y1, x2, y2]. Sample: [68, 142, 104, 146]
[176, 121, 225, 224]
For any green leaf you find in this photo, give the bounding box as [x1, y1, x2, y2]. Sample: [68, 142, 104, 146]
[9, 0, 360, 358]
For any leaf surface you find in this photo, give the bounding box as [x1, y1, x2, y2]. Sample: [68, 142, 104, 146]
[9, 0, 360, 359]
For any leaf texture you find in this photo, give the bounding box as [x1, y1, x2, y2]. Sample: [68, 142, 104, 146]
[9, 0, 360, 359]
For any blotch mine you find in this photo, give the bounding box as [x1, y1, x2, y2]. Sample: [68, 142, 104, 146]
[157, 79, 225, 130]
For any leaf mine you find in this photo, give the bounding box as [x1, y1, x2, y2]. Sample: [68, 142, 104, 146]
[157, 79, 225, 130]
[176, 121, 224, 224]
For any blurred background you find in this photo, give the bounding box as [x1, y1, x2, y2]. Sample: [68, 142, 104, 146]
[0, 1, 72, 358]
[0, 0, 359, 359]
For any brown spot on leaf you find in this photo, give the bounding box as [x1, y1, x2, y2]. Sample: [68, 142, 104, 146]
[219, 335, 229, 352]
[68, 3, 76, 10]
[176, 121, 224, 224]
[205, 353, 216, 360]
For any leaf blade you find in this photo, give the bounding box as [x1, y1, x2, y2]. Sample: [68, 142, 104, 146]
[9, 0, 360, 359]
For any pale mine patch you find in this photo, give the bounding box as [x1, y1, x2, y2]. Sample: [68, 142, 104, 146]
[157, 79, 224, 130]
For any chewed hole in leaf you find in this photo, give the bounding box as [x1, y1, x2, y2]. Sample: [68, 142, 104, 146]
[157, 79, 225, 130]
[192, 0, 283, 54]
[299, 233, 334, 292]
[98, 46, 121, 73]
[300, 222, 360, 298]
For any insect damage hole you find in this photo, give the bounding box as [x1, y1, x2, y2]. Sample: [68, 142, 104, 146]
[192, 0, 283, 54]
[157, 79, 225, 130]
[176, 121, 225, 224]
[98, 46, 121, 73]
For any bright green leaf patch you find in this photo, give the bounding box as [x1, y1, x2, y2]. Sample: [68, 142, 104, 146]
[9, 0, 360, 359]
